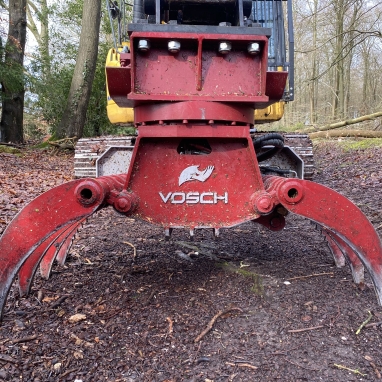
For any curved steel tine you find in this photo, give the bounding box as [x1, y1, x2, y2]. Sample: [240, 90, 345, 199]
[265, 176, 382, 304]
[18, 225, 74, 296]
[321, 227, 364, 284]
[39, 219, 86, 280]
[321, 227, 346, 268]
[55, 218, 87, 266]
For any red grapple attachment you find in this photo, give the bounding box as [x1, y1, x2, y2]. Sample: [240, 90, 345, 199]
[262, 176, 382, 304]
[2, 11, 382, 322]
[0, 175, 126, 318]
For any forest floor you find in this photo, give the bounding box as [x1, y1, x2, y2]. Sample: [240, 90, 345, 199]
[0, 141, 382, 381]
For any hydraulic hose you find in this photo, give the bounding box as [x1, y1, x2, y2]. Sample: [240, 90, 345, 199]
[253, 133, 284, 162]
[133, 0, 145, 22]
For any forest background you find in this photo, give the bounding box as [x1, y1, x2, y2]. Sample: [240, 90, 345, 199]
[0, 0, 381, 144]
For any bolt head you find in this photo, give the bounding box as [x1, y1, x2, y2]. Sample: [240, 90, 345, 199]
[252, 192, 275, 214]
[168, 40, 181, 53]
[115, 196, 131, 213]
[219, 41, 232, 54]
[257, 196, 272, 211]
[247, 42, 260, 55]
[138, 39, 150, 52]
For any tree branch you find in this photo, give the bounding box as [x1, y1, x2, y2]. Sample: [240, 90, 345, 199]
[26, 3, 42, 44]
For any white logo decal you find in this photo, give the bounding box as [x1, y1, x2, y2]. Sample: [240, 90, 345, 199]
[179, 165, 214, 186]
[159, 191, 228, 204]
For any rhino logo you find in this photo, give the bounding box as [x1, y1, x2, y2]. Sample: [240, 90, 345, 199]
[179, 165, 214, 186]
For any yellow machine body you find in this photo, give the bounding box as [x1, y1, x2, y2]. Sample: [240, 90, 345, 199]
[106, 45, 134, 124]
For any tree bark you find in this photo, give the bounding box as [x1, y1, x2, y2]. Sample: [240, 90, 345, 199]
[55, 0, 101, 139]
[0, 0, 27, 144]
[309, 129, 382, 139]
[300, 111, 382, 133]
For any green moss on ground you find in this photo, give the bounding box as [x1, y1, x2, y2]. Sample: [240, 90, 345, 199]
[32, 141, 51, 149]
[216, 262, 264, 296]
[339, 138, 382, 151]
[0, 145, 21, 154]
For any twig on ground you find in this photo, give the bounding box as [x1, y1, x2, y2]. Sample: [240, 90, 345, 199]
[143, 290, 156, 306]
[334, 363, 367, 376]
[60, 368, 79, 378]
[12, 335, 38, 344]
[0, 354, 18, 364]
[103, 309, 123, 321]
[356, 311, 373, 335]
[166, 317, 173, 334]
[365, 356, 381, 379]
[226, 362, 258, 370]
[51, 296, 68, 308]
[194, 307, 243, 343]
[365, 321, 382, 328]
[287, 272, 334, 281]
[288, 325, 324, 333]
[122, 241, 137, 258]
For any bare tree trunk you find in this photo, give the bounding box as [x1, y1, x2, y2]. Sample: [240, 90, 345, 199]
[0, 0, 27, 143]
[309, 0, 319, 124]
[26, 0, 51, 77]
[56, 0, 101, 139]
[310, 129, 382, 139]
[332, 0, 345, 120]
[300, 111, 382, 133]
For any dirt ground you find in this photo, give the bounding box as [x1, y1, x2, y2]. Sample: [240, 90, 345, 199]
[0, 141, 382, 381]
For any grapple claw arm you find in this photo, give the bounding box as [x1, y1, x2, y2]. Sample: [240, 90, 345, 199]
[55, 219, 86, 266]
[321, 227, 364, 284]
[39, 219, 87, 280]
[264, 176, 382, 304]
[321, 228, 346, 267]
[0, 175, 126, 318]
[18, 224, 75, 296]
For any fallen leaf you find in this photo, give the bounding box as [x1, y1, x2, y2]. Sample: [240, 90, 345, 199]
[68, 313, 87, 323]
[42, 296, 58, 303]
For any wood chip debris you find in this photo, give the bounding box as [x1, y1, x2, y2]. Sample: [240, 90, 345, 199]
[287, 272, 334, 281]
[68, 313, 87, 324]
[12, 334, 38, 344]
[122, 241, 137, 258]
[365, 355, 381, 379]
[166, 317, 173, 334]
[0, 354, 18, 364]
[288, 325, 324, 333]
[51, 295, 68, 308]
[226, 362, 258, 370]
